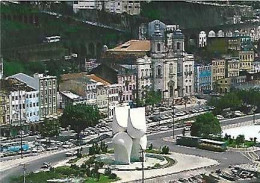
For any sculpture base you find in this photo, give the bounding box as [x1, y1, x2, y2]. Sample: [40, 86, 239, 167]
[95, 153, 170, 170]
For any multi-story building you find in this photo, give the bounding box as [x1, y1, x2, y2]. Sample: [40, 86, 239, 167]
[251, 61, 260, 73]
[59, 91, 88, 109]
[226, 58, 240, 77]
[117, 71, 136, 103]
[178, 53, 195, 97]
[10, 73, 57, 120]
[212, 59, 226, 83]
[136, 56, 152, 99]
[72, 1, 102, 13]
[25, 90, 39, 122]
[194, 64, 212, 94]
[239, 50, 254, 71]
[216, 76, 246, 93]
[86, 74, 109, 113]
[0, 91, 10, 126]
[199, 31, 207, 47]
[73, 0, 140, 15]
[228, 37, 241, 51]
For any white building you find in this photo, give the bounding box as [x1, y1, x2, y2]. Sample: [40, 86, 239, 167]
[136, 56, 152, 99]
[73, 0, 140, 15]
[151, 22, 178, 100]
[177, 54, 195, 97]
[73, 1, 102, 13]
[10, 73, 58, 120]
[251, 61, 260, 73]
[199, 31, 207, 47]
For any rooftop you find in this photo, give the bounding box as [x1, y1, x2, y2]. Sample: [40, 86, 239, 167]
[60, 91, 81, 100]
[9, 73, 38, 90]
[87, 74, 111, 86]
[108, 40, 150, 52]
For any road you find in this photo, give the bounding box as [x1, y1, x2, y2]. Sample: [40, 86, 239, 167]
[1, 114, 259, 182]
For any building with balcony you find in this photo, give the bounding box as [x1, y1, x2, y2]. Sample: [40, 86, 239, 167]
[194, 64, 212, 94]
[226, 58, 240, 77]
[239, 50, 255, 71]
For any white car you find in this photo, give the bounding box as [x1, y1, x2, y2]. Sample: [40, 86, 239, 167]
[65, 151, 77, 157]
[216, 115, 224, 120]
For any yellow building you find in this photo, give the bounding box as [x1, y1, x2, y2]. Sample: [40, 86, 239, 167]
[216, 76, 246, 94]
[212, 59, 226, 82]
[239, 50, 254, 71]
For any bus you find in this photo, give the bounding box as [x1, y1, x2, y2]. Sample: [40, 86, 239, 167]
[0, 141, 30, 152]
[199, 139, 227, 151]
[44, 36, 61, 43]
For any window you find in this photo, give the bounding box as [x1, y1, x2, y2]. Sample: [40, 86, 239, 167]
[177, 42, 181, 50]
[169, 63, 173, 74]
[157, 43, 161, 52]
[157, 65, 162, 77]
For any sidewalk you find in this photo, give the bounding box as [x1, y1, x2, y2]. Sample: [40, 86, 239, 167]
[115, 152, 218, 183]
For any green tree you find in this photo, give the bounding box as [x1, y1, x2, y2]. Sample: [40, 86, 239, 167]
[40, 118, 60, 145]
[60, 104, 100, 144]
[191, 113, 221, 138]
[208, 92, 242, 115]
[145, 90, 162, 106]
[235, 135, 245, 145]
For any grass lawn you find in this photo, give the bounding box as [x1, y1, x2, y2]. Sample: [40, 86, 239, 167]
[10, 166, 119, 183]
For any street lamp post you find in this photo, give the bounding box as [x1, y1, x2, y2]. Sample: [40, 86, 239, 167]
[172, 100, 175, 140]
[139, 146, 144, 183]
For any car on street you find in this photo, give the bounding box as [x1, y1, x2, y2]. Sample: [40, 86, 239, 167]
[41, 162, 51, 169]
[65, 151, 77, 157]
[216, 115, 225, 120]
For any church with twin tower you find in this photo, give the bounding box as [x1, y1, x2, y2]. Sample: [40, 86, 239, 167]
[148, 20, 194, 101]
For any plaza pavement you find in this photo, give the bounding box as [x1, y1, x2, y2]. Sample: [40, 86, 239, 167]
[114, 152, 219, 183]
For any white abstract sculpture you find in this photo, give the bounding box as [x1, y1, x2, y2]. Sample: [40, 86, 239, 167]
[112, 106, 147, 164]
[112, 132, 133, 164]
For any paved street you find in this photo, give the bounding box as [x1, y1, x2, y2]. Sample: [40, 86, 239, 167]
[1, 114, 259, 182]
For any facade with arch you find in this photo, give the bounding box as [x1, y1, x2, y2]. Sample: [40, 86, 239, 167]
[208, 30, 216, 37]
[199, 31, 207, 47]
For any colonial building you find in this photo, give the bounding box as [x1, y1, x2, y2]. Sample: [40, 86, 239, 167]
[212, 59, 226, 83]
[251, 61, 260, 73]
[151, 21, 178, 100]
[73, 0, 140, 15]
[9, 73, 57, 121]
[199, 31, 207, 47]
[216, 76, 246, 93]
[226, 58, 240, 77]
[136, 56, 152, 99]
[239, 50, 255, 71]
[194, 64, 212, 94]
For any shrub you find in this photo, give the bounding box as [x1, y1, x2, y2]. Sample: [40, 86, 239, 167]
[161, 146, 169, 154]
[70, 164, 78, 170]
[109, 173, 117, 179]
[86, 167, 91, 177]
[148, 143, 153, 150]
[104, 167, 112, 176]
